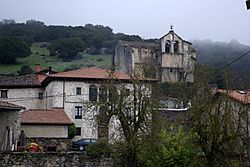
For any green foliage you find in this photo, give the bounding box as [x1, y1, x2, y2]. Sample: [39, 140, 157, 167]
[0, 37, 31, 64]
[138, 128, 199, 167]
[68, 124, 76, 139]
[157, 82, 194, 104]
[49, 37, 86, 60]
[86, 141, 113, 159]
[0, 20, 144, 55]
[17, 65, 33, 75]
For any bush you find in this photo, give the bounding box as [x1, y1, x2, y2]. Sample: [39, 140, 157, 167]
[138, 128, 199, 167]
[68, 124, 76, 139]
[86, 141, 113, 159]
[17, 65, 33, 75]
[96, 58, 103, 62]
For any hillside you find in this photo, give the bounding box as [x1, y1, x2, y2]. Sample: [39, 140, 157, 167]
[0, 20, 250, 88]
[0, 43, 112, 75]
[192, 39, 250, 87]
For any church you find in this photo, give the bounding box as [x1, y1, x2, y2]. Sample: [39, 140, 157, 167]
[114, 27, 197, 82]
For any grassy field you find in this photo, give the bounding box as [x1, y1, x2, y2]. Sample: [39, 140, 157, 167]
[0, 44, 112, 74]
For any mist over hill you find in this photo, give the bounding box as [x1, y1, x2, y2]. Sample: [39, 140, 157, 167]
[192, 39, 250, 87]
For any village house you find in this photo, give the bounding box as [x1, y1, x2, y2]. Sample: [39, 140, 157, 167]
[0, 65, 155, 143]
[114, 28, 197, 82]
[0, 101, 24, 151]
[216, 89, 250, 134]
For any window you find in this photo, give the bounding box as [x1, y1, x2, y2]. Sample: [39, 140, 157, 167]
[38, 92, 43, 99]
[76, 87, 81, 95]
[165, 40, 171, 53]
[174, 41, 179, 53]
[122, 88, 130, 97]
[0, 90, 8, 98]
[99, 85, 107, 102]
[75, 127, 81, 136]
[89, 85, 97, 101]
[99, 107, 107, 125]
[75, 106, 82, 119]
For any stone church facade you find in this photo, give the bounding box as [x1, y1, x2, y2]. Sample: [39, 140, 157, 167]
[114, 29, 197, 82]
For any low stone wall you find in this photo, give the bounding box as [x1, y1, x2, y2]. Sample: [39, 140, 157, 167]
[0, 152, 113, 167]
[26, 138, 72, 152]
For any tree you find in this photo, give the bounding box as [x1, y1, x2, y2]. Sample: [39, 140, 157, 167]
[0, 37, 31, 64]
[187, 66, 248, 166]
[49, 37, 86, 60]
[17, 65, 33, 75]
[86, 70, 158, 167]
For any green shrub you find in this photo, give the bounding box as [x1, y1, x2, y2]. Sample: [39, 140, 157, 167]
[68, 124, 76, 139]
[86, 141, 113, 159]
[138, 128, 199, 167]
[96, 58, 103, 62]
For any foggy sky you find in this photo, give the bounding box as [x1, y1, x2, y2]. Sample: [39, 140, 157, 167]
[0, 0, 250, 45]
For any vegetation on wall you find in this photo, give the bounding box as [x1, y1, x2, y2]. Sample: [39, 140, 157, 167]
[68, 124, 77, 139]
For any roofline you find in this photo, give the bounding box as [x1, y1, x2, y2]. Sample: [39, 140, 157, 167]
[21, 122, 73, 125]
[0, 106, 25, 110]
[216, 90, 250, 105]
[42, 75, 158, 86]
[160, 31, 192, 45]
[0, 85, 42, 89]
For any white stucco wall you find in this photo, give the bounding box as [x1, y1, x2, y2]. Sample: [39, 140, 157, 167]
[21, 125, 68, 138]
[0, 88, 45, 110]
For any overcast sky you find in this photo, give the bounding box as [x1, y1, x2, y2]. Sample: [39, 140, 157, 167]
[1, 0, 250, 45]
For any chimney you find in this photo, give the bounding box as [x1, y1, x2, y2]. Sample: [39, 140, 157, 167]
[34, 64, 42, 72]
[48, 67, 52, 73]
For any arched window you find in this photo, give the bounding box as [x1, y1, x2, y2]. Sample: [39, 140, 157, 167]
[174, 41, 179, 53]
[99, 85, 107, 102]
[89, 85, 97, 101]
[165, 40, 171, 53]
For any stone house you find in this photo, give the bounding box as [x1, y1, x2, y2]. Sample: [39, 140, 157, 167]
[0, 65, 155, 141]
[114, 29, 197, 82]
[216, 89, 250, 135]
[0, 101, 24, 151]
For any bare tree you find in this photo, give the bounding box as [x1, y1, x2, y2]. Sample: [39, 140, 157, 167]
[86, 69, 159, 167]
[187, 66, 249, 166]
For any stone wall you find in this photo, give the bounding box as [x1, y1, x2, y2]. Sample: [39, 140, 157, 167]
[0, 109, 21, 151]
[0, 152, 113, 167]
[26, 138, 72, 152]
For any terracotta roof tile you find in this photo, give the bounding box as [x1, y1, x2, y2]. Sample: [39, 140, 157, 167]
[0, 101, 24, 110]
[21, 108, 73, 125]
[0, 67, 156, 88]
[50, 67, 157, 81]
[217, 89, 250, 104]
[0, 74, 46, 87]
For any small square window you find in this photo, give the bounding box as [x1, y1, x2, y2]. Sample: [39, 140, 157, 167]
[1, 90, 8, 98]
[75, 106, 82, 119]
[38, 92, 43, 99]
[75, 127, 81, 136]
[76, 87, 81, 95]
[124, 89, 130, 96]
